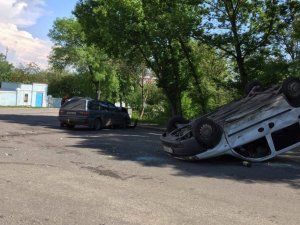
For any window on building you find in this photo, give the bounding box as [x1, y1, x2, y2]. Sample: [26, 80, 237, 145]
[24, 94, 29, 103]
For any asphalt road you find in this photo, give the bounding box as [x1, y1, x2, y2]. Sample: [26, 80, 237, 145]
[0, 108, 299, 225]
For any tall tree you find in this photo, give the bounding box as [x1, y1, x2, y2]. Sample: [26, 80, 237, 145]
[74, 0, 203, 115]
[0, 53, 13, 81]
[199, 0, 282, 88]
[276, 0, 300, 63]
[48, 18, 119, 100]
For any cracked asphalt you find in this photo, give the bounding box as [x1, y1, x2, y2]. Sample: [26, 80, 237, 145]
[0, 108, 299, 225]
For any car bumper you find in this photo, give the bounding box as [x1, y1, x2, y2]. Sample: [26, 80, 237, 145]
[160, 132, 205, 157]
[58, 116, 90, 126]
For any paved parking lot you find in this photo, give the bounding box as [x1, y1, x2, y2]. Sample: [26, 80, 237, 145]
[0, 108, 299, 225]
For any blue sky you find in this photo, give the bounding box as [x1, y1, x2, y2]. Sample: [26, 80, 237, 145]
[24, 0, 78, 40]
[0, 0, 78, 68]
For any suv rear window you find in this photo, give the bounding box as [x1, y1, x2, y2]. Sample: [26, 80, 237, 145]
[61, 99, 87, 110]
[88, 101, 100, 110]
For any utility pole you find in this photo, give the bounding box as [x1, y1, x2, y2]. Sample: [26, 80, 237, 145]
[5, 47, 8, 59]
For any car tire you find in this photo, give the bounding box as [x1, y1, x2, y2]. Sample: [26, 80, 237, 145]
[66, 124, 75, 129]
[282, 77, 300, 101]
[93, 118, 102, 130]
[245, 80, 263, 95]
[166, 115, 189, 133]
[192, 118, 222, 149]
[121, 116, 130, 128]
[119, 120, 126, 128]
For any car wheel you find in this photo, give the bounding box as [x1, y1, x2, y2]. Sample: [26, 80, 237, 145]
[93, 119, 102, 130]
[192, 118, 222, 149]
[166, 115, 189, 133]
[282, 77, 300, 100]
[60, 122, 65, 127]
[120, 117, 128, 128]
[66, 124, 75, 129]
[245, 80, 263, 95]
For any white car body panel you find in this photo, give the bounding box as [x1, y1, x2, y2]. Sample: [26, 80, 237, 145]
[161, 80, 300, 162]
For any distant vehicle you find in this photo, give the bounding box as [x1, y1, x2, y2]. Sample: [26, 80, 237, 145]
[161, 77, 300, 162]
[58, 97, 133, 130]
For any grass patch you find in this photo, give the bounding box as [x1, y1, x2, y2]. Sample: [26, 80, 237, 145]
[131, 111, 169, 127]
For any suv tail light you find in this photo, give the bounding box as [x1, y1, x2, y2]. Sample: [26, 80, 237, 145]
[79, 111, 89, 116]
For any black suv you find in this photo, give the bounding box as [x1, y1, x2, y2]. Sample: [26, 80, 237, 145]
[58, 97, 131, 130]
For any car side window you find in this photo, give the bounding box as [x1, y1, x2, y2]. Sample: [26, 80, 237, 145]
[110, 106, 117, 112]
[88, 101, 100, 110]
[100, 104, 109, 111]
[107, 103, 117, 112]
[121, 107, 128, 113]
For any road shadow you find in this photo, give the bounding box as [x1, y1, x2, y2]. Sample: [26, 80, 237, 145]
[0, 113, 299, 189]
[0, 113, 59, 129]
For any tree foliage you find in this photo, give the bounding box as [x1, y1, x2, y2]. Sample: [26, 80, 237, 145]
[0, 53, 13, 81]
[2, 0, 299, 122]
[74, 0, 204, 115]
[48, 18, 120, 101]
[199, 0, 284, 88]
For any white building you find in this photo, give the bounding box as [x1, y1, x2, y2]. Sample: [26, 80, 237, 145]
[0, 82, 48, 107]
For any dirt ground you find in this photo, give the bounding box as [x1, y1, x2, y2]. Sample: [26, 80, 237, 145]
[0, 108, 299, 225]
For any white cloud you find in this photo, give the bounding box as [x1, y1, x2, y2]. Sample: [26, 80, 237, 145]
[0, 0, 51, 69]
[0, 23, 51, 69]
[0, 0, 46, 27]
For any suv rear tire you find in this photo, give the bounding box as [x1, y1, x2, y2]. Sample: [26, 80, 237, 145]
[93, 119, 102, 130]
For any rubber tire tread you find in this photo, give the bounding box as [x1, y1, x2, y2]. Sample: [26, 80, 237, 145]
[192, 118, 222, 149]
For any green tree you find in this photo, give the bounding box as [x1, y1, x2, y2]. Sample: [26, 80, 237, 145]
[277, 1, 300, 62]
[47, 71, 92, 97]
[74, 0, 203, 115]
[181, 43, 233, 117]
[48, 18, 119, 100]
[0, 53, 13, 81]
[295, 17, 300, 39]
[199, 0, 282, 89]
[239, 1, 300, 84]
[9, 63, 48, 84]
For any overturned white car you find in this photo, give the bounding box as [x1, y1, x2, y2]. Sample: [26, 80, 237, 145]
[160, 77, 300, 162]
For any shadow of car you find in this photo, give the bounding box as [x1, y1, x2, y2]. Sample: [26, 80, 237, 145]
[161, 77, 300, 162]
[58, 97, 133, 130]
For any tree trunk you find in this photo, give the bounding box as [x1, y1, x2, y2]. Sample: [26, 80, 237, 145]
[224, 1, 248, 89]
[139, 69, 145, 119]
[236, 55, 248, 88]
[97, 81, 101, 100]
[178, 37, 208, 113]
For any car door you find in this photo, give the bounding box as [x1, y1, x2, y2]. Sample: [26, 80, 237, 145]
[99, 102, 110, 127]
[87, 100, 99, 121]
[108, 104, 118, 126]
